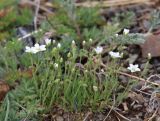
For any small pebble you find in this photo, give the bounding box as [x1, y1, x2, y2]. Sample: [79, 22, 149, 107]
[56, 116, 64, 121]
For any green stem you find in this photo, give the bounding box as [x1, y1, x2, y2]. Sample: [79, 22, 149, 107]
[4, 95, 9, 121]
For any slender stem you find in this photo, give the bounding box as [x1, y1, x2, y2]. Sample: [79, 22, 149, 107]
[4, 95, 10, 121]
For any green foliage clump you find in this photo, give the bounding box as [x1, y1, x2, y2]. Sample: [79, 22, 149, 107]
[0, 0, 144, 120]
[0, 40, 23, 84]
[42, 0, 141, 47]
[0, 40, 132, 120]
[0, 0, 33, 40]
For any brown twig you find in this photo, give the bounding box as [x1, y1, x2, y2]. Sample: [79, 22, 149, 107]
[106, 105, 131, 121]
[113, 109, 131, 121]
[20, 0, 53, 14]
[103, 93, 116, 121]
[134, 88, 152, 96]
[148, 107, 159, 121]
[118, 71, 160, 87]
[34, 0, 40, 30]
[100, 62, 160, 87]
[18, 29, 42, 41]
[83, 112, 92, 121]
[76, 0, 153, 8]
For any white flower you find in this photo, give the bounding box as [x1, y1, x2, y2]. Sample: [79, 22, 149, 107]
[25, 46, 38, 54]
[25, 46, 33, 53]
[123, 28, 129, 35]
[93, 86, 98, 92]
[94, 46, 103, 54]
[109, 51, 123, 58]
[45, 38, 51, 45]
[101, 69, 104, 72]
[57, 43, 61, 48]
[34, 43, 46, 52]
[127, 64, 141, 73]
[31, 47, 39, 53]
[54, 63, 58, 68]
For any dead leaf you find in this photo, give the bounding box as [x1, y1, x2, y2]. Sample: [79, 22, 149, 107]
[19, 67, 35, 78]
[0, 7, 13, 18]
[0, 80, 10, 101]
[128, 92, 145, 104]
[122, 102, 129, 111]
[140, 33, 160, 58]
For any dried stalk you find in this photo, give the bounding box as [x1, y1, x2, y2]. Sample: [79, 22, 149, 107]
[34, 0, 40, 30]
[100, 63, 160, 87]
[18, 29, 42, 41]
[76, 0, 153, 8]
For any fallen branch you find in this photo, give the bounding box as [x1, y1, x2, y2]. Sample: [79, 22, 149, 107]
[113, 108, 131, 121]
[103, 93, 116, 121]
[100, 62, 160, 87]
[118, 72, 160, 87]
[20, 0, 53, 14]
[34, 0, 40, 30]
[148, 107, 159, 121]
[18, 29, 42, 41]
[107, 105, 131, 121]
[76, 0, 153, 8]
[83, 112, 92, 121]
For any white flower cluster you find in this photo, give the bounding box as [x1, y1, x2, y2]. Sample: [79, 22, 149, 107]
[25, 43, 46, 54]
[93, 45, 141, 72]
[25, 38, 58, 54]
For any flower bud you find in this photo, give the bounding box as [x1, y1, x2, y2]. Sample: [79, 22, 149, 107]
[93, 86, 98, 92]
[115, 34, 119, 37]
[148, 53, 151, 60]
[57, 43, 61, 48]
[53, 40, 56, 44]
[82, 40, 86, 45]
[51, 47, 57, 54]
[72, 40, 75, 45]
[60, 57, 63, 63]
[89, 38, 93, 42]
[67, 52, 71, 58]
[54, 63, 58, 68]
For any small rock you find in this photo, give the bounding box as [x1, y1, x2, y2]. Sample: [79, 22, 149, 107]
[140, 59, 148, 63]
[157, 67, 160, 73]
[56, 116, 64, 121]
[156, 117, 160, 121]
[63, 113, 68, 119]
[141, 34, 160, 58]
[119, 75, 128, 85]
[130, 118, 143, 121]
[97, 113, 104, 121]
[129, 54, 139, 64]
